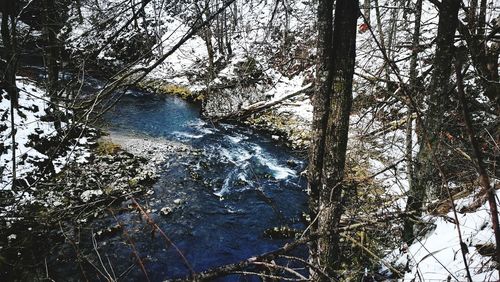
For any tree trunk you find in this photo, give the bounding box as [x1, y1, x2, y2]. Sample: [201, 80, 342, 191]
[415, 0, 459, 200]
[1, 2, 18, 107]
[455, 57, 500, 277]
[232, 0, 238, 28]
[223, 5, 232, 56]
[477, 0, 487, 38]
[307, 0, 334, 272]
[76, 0, 84, 23]
[204, 25, 216, 79]
[194, 1, 215, 80]
[402, 0, 423, 244]
[216, 0, 225, 56]
[386, 0, 398, 68]
[43, 0, 63, 130]
[363, 0, 370, 26]
[467, 0, 478, 34]
[308, 0, 358, 278]
[457, 3, 499, 104]
[1, 1, 19, 188]
[283, 0, 291, 51]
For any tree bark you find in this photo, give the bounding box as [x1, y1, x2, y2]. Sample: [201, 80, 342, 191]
[223, 5, 232, 56]
[457, 5, 499, 104]
[195, 1, 216, 80]
[216, 0, 225, 56]
[43, 0, 63, 130]
[308, 0, 358, 278]
[403, 0, 423, 244]
[415, 0, 459, 200]
[307, 0, 334, 272]
[363, 0, 370, 25]
[76, 0, 84, 23]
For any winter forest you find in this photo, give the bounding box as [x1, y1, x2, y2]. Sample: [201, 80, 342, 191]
[0, 0, 499, 280]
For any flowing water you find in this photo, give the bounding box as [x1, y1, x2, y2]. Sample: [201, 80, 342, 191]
[96, 90, 308, 280]
[4, 65, 308, 280]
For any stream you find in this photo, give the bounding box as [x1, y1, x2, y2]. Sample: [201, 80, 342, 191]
[96, 89, 309, 280]
[4, 54, 312, 279]
[3, 65, 309, 281]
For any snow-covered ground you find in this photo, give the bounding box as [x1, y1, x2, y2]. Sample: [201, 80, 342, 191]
[0, 78, 92, 208]
[386, 191, 500, 281]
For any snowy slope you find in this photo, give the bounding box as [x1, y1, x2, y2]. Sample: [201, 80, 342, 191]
[0, 78, 91, 206]
[385, 192, 499, 281]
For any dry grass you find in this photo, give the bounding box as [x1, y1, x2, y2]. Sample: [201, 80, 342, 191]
[96, 140, 121, 155]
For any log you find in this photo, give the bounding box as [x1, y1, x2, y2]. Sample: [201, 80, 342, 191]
[212, 83, 313, 122]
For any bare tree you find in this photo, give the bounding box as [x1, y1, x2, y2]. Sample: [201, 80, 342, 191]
[308, 0, 358, 278]
[414, 0, 460, 203]
[402, 0, 423, 244]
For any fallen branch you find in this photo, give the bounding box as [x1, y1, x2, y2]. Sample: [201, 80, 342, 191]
[170, 233, 320, 281]
[213, 83, 313, 122]
[129, 196, 194, 276]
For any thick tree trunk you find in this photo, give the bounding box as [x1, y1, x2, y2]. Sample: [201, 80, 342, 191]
[1, 3, 18, 107]
[308, 0, 358, 278]
[414, 0, 459, 200]
[457, 3, 499, 104]
[316, 0, 358, 276]
[307, 0, 334, 271]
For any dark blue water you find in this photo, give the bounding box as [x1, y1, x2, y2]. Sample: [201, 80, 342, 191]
[91, 90, 309, 281]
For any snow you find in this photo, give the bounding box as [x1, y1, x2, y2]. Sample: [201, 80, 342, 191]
[80, 189, 104, 203]
[1, 79, 53, 188]
[0, 78, 91, 208]
[264, 68, 313, 121]
[385, 191, 500, 281]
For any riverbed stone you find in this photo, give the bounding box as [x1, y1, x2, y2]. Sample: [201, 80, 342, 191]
[160, 207, 173, 216]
